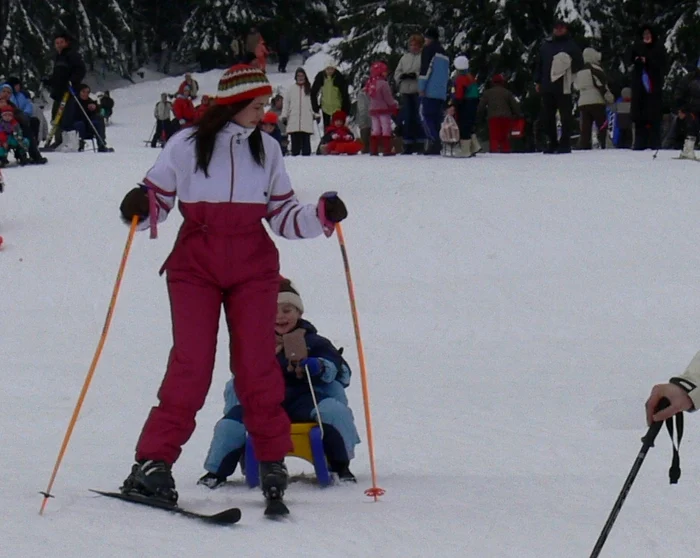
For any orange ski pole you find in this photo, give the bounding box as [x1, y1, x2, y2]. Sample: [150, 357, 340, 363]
[39, 216, 139, 515]
[335, 222, 385, 501]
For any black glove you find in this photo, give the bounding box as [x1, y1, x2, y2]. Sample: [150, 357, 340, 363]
[120, 186, 149, 224]
[321, 193, 347, 223]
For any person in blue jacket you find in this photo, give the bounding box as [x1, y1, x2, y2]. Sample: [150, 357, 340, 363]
[198, 277, 361, 489]
[418, 27, 450, 155]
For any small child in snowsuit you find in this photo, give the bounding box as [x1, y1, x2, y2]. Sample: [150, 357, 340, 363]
[199, 277, 361, 488]
[612, 87, 633, 149]
[318, 110, 363, 155]
[0, 106, 29, 167]
[439, 105, 463, 157]
[477, 74, 522, 153]
[260, 111, 285, 151]
[452, 56, 481, 156]
[366, 61, 398, 156]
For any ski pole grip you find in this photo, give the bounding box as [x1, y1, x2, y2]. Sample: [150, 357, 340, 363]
[642, 397, 671, 446]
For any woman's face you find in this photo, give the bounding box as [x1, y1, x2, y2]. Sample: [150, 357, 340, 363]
[233, 95, 270, 128]
[643, 29, 653, 43]
[409, 40, 421, 54]
[296, 72, 306, 84]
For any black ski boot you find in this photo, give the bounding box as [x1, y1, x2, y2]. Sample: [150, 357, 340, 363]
[260, 460, 289, 516]
[197, 472, 227, 489]
[121, 460, 178, 504]
[330, 461, 357, 483]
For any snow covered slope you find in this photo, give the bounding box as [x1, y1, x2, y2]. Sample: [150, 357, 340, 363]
[2, 66, 700, 558]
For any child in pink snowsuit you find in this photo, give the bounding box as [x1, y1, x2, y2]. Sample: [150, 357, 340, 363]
[117, 65, 348, 507]
[365, 61, 398, 156]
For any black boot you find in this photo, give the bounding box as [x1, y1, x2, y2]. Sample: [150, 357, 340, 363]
[259, 460, 288, 501]
[121, 460, 178, 503]
[197, 472, 227, 489]
[15, 150, 29, 166]
[330, 461, 357, 483]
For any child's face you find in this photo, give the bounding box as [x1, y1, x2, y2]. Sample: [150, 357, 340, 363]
[276, 303, 301, 335]
[333, 119, 344, 127]
[1, 112, 13, 121]
[261, 122, 275, 134]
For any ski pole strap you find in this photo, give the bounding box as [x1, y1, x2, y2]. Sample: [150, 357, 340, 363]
[664, 412, 683, 484]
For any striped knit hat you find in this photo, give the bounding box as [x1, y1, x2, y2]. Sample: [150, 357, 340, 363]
[215, 64, 273, 106]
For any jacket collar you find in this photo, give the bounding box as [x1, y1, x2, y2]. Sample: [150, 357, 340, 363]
[223, 121, 256, 142]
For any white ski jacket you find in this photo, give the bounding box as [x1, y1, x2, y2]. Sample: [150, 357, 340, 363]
[283, 83, 316, 134]
[672, 351, 700, 410]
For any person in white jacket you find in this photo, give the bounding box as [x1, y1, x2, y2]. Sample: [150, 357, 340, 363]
[282, 68, 317, 156]
[573, 47, 614, 149]
[646, 352, 700, 425]
[394, 34, 424, 153]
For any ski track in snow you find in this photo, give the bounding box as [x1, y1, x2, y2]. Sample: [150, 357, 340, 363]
[2, 62, 700, 557]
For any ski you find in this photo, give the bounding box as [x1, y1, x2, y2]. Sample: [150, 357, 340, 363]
[264, 498, 290, 518]
[89, 489, 242, 525]
[43, 91, 70, 150]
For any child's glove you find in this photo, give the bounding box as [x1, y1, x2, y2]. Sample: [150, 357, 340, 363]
[301, 358, 323, 377]
[119, 186, 149, 224]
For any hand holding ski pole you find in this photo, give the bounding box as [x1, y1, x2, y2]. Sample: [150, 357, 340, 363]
[645, 383, 693, 425]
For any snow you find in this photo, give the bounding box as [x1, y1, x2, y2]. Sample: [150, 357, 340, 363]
[3, 66, 700, 557]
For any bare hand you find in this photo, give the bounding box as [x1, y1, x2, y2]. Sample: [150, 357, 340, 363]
[535, 83, 541, 93]
[645, 383, 693, 426]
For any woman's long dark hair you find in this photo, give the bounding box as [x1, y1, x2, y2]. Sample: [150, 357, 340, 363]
[189, 101, 265, 177]
[294, 67, 311, 96]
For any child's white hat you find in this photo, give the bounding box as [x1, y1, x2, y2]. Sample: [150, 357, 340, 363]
[454, 56, 469, 70]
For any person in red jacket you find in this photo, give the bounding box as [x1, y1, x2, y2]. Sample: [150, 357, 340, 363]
[194, 94, 212, 122]
[318, 111, 363, 155]
[172, 86, 196, 128]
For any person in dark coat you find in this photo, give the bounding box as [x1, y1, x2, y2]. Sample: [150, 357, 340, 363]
[673, 58, 700, 158]
[99, 91, 115, 122]
[310, 64, 352, 129]
[534, 19, 584, 154]
[44, 32, 86, 149]
[277, 35, 290, 73]
[627, 25, 666, 150]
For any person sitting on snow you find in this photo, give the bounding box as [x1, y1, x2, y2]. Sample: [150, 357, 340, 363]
[318, 110, 363, 155]
[0, 105, 30, 166]
[73, 84, 109, 152]
[260, 110, 285, 151]
[198, 277, 361, 489]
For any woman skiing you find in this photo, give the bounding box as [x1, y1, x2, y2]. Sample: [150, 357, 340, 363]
[117, 64, 348, 507]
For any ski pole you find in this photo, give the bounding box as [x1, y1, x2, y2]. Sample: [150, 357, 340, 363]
[39, 216, 139, 515]
[334, 222, 385, 501]
[589, 397, 671, 557]
[44, 91, 70, 147]
[69, 88, 113, 151]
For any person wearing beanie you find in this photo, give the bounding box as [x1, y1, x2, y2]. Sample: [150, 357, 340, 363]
[611, 87, 633, 148]
[318, 110, 363, 155]
[534, 18, 583, 154]
[418, 26, 450, 155]
[573, 47, 614, 150]
[260, 110, 285, 151]
[310, 60, 351, 129]
[394, 33, 425, 154]
[0, 105, 30, 166]
[365, 60, 399, 156]
[117, 64, 349, 509]
[476, 74, 522, 154]
[451, 55, 481, 156]
[672, 56, 700, 160]
[199, 276, 361, 488]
